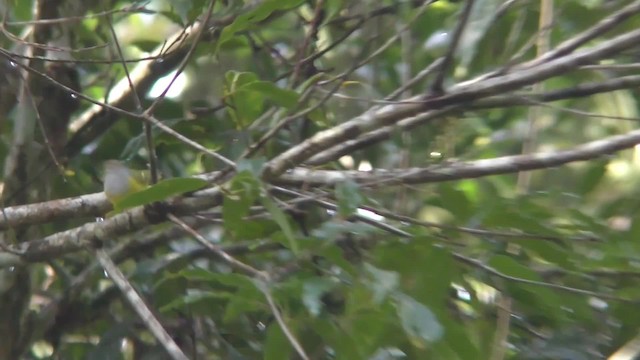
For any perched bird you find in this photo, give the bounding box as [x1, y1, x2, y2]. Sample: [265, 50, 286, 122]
[103, 160, 149, 204]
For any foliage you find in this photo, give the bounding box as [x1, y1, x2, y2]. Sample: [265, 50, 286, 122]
[1, 0, 640, 359]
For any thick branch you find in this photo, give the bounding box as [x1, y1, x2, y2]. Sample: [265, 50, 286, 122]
[0, 187, 223, 266]
[279, 127, 640, 186]
[4, 114, 640, 235]
[0, 193, 108, 230]
[3, 124, 640, 262]
[306, 74, 640, 165]
[262, 28, 640, 179]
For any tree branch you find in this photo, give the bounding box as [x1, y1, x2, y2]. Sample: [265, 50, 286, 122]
[306, 74, 640, 165]
[3, 120, 640, 240]
[262, 27, 640, 179]
[95, 249, 189, 360]
[280, 127, 640, 186]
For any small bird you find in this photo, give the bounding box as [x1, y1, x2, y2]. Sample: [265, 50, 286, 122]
[103, 160, 149, 204]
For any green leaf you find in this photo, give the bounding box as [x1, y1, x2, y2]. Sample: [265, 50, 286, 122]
[325, 0, 346, 21]
[335, 180, 363, 217]
[159, 290, 226, 313]
[225, 70, 259, 87]
[130, 40, 161, 53]
[518, 239, 570, 268]
[120, 115, 184, 160]
[302, 277, 336, 316]
[458, 0, 504, 67]
[264, 323, 293, 360]
[223, 171, 261, 236]
[224, 72, 300, 126]
[438, 184, 473, 222]
[440, 319, 480, 360]
[225, 71, 264, 127]
[224, 284, 265, 322]
[414, 244, 455, 308]
[186, 0, 208, 23]
[163, 0, 207, 25]
[311, 220, 378, 242]
[364, 264, 399, 305]
[373, 241, 452, 310]
[175, 268, 255, 289]
[395, 294, 443, 346]
[163, 269, 263, 322]
[350, 309, 394, 357]
[489, 255, 566, 323]
[160, 10, 184, 26]
[578, 160, 608, 195]
[11, 0, 33, 21]
[113, 177, 208, 212]
[154, 275, 187, 310]
[261, 194, 299, 254]
[490, 255, 542, 283]
[217, 0, 305, 50]
[236, 158, 266, 177]
[87, 322, 130, 360]
[243, 81, 299, 108]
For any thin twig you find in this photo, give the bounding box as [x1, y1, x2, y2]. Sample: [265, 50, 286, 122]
[144, 0, 217, 115]
[167, 213, 267, 279]
[517, 0, 553, 192]
[5, 112, 640, 233]
[354, 203, 596, 243]
[4, 4, 150, 26]
[0, 47, 236, 168]
[262, 27, 640, 179]
[271, 186, 412, 237]
[95, 248, 189, 360]
[524, 0, 640, 68]
[306, 74, 640, 164]
[289, 0, 325, 86]
[386, 58, 444, 101]
[262, 285, 310, 360]
[168, 212, 309, 358]
[105, 14, 161, 183]
[269, 187, 633, 302]
[489, 296, 512, 360]
[330, 1, 435, 82]
[430, 0, 475, 93]
[452, 252, 637, 302]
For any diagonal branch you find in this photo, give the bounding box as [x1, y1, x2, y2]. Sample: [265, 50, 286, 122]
[261, 28, 640, 180]
[306, 74, 640, 165]
[278, 127, 640, 186]
[0, 124, 640, 262]
[95, 249, 189, 360]
[523, 0, 640, 68]
[3, 119, 640, 238]
[430, 0, 475, 93]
